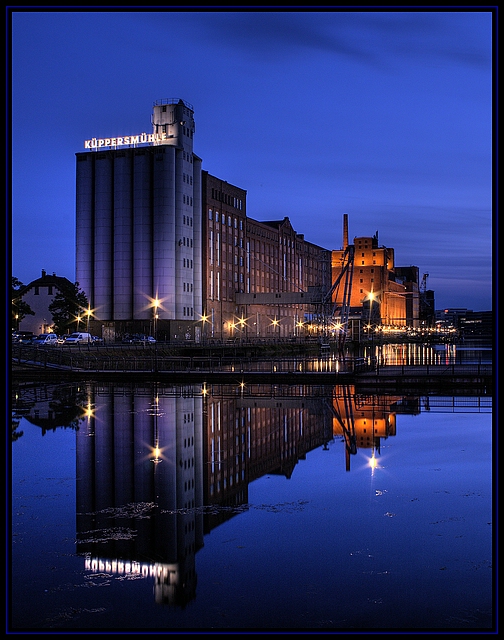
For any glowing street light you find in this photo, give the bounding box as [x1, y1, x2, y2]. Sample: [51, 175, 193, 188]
[270, 316, 280, 339]
[152, 298, 160, 372]
[236, 315, 249, 341]
[85, 306, 92, 333]
[200, 312, 210, 342]
[367, 291, 376, 327]
[152, 298, 159, 339]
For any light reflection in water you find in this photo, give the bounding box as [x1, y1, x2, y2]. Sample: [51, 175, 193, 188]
[10, 378, 492, 625]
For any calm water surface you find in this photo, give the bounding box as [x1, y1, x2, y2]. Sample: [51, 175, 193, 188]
[10, 375, 494, 632]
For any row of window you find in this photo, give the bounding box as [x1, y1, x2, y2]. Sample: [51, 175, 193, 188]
[210, 189, 244, 210]
[183, 173, 193, 185]
[208, 209, 244, 229]
[209, 470, 247, 495]
[182, 194, 193, 205]
[182, 307, 194, 316]
[183, 215, 193, 226]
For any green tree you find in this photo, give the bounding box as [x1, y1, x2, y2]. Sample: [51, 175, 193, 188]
[11, 277, 35, 330]
[48, 282, 89, 335]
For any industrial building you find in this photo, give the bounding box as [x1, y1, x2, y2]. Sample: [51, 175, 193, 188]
[33, 98, 425, 342]
[76, 99, 203, 343]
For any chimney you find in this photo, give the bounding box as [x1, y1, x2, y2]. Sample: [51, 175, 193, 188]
[41, 269, 46, 278]
[343, 214, 348, 249]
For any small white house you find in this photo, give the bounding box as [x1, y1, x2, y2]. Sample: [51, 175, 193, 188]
[13, 270, 75, 335]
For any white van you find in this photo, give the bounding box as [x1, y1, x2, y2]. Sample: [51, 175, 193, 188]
[64, 332, 92, 344]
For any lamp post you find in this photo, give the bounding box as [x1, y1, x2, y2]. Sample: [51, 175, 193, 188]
[153, 299, 159, 340]
[85, 306, 92, 350]
[270, 316, 280, 341]
[237, 315, 248, 343]
[153, 298, 159, 372]
[367, 291, 375, 328]
[200, 312, 209, 344]
[296, 319, 304, 341]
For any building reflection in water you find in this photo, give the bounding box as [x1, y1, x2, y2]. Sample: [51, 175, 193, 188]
[62, 381, 418, 608]
[76, 383, 203, 607]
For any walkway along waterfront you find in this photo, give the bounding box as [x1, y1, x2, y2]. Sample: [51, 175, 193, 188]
[11, 343, 492, 393]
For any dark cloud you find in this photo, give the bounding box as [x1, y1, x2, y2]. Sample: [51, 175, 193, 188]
[182, 10, 491, 68]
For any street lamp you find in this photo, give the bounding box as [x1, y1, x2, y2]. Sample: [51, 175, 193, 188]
[200, 312, 210, 343]
[151, 299, 160, 372]
[270, 316, 280, 341]
[367, 291, 375, 327]
[237, 315, 248, 342]
[81, 306, 93, 349]
[85, 306, 92, 334]
[153, 299, 159, 341]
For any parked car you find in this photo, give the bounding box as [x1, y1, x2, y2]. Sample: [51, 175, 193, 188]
[63, 332, 93, 344]
[131, 334, 156, 344]
[91, 335, 104, 344]
[32, 333, 59, 346]
[12, 331, 35, 344]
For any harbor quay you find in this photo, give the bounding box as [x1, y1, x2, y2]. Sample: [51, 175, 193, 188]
[11, 341, 492, 394]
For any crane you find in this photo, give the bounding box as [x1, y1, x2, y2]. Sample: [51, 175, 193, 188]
[420, 273, 429, 294]
[321, 244, 355, 354]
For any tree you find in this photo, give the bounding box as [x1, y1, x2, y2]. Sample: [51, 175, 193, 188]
[48, 282, 89, 335]
[11, 277, 34, 330]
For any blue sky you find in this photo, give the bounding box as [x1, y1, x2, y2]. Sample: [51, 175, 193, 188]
[9, 8, 495, 311]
